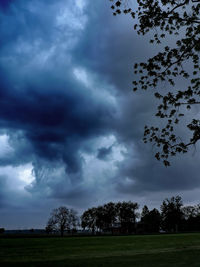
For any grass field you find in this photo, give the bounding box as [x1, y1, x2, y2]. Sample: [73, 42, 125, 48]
[1, 233, 200, 266]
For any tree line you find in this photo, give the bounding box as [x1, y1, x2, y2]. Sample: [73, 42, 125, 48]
[46, 196, 200, 236]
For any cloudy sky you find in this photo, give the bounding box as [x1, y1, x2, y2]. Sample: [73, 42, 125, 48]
[0, 0, 200, 229]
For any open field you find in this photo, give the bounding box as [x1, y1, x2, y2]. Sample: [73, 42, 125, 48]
[1, 233, 200, 266]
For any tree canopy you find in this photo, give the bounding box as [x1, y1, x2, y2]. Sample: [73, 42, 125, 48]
[109, 0, 200, 166]
[81, 201, 139, 234]
[46, 206, 79, 236]
[161, 196, 183, 232]
[141, 206, 161, 233]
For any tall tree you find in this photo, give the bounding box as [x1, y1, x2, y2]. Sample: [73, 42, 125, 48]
[141, 205, 149, 219]
[116, 201, 139, 233]
[109, 0, 200, 166]
[81, 203, 117, 233]
[46, 206, 78, 236]
[103, 202, 117, 228]
[182, 204, 200, 231]
[81, 207, 97, 234]
[95, 206, 106, 231]
[161, 196, 184, 232]
[141, 206, 161, 233]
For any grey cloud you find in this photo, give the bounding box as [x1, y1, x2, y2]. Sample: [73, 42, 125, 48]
[97, 145, 113, 160]
[0, 0, 115, 172]
[0, 0, 118, 218]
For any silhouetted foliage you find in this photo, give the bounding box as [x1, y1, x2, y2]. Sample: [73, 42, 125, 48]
[161, 196, 184, 232]
[116, 201, 139, 233]
[0, 228, 5, 234]
[141, 206, 161, 233]
[46, 206, 79, 236]
[182, 204, 200, 231]
[141, 205, 149, 218]
[109, 0, 200, 166]
[44, 197, 200, 236]
[102, 202, 118, 228]
[81, 207, 98, 234]
[81, 201, 139, 234]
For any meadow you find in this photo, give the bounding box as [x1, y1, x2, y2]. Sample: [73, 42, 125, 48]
[1, 233, 200, 266]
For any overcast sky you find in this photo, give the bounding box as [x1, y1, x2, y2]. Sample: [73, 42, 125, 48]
[0, 0, 200, 229]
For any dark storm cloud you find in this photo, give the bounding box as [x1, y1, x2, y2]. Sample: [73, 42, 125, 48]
[74, 1, 200, 196]
[97, 146, 113, 160]
[0, 0, 200, 229]
[0, 0, 118, 215]
[0, 0, 114, 173]
[0, 77, 113, 163]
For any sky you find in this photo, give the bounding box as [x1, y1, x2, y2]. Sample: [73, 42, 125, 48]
[0, 0, 200, 229]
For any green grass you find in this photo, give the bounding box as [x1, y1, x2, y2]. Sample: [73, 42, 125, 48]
[1, 233, 200, 266]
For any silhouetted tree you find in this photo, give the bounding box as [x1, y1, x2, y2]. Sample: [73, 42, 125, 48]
[141, 206, 161, 233]
[81, 201, 138, 234]
[95, 206, 106, 231]
[141, 205, 149, 219]
[116, 201, 139, 233]
[103, 202, 117, 229]
[46, 206, 78, 236]
[182, 205, 197, 220]
[81, 207, 97, 234]
[161, 196, 184, 232]
[182, 204, 200, 231]
[109, 0, 200, 166]
[45, 224, 53, 234]
[81, 203, 117, 233]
